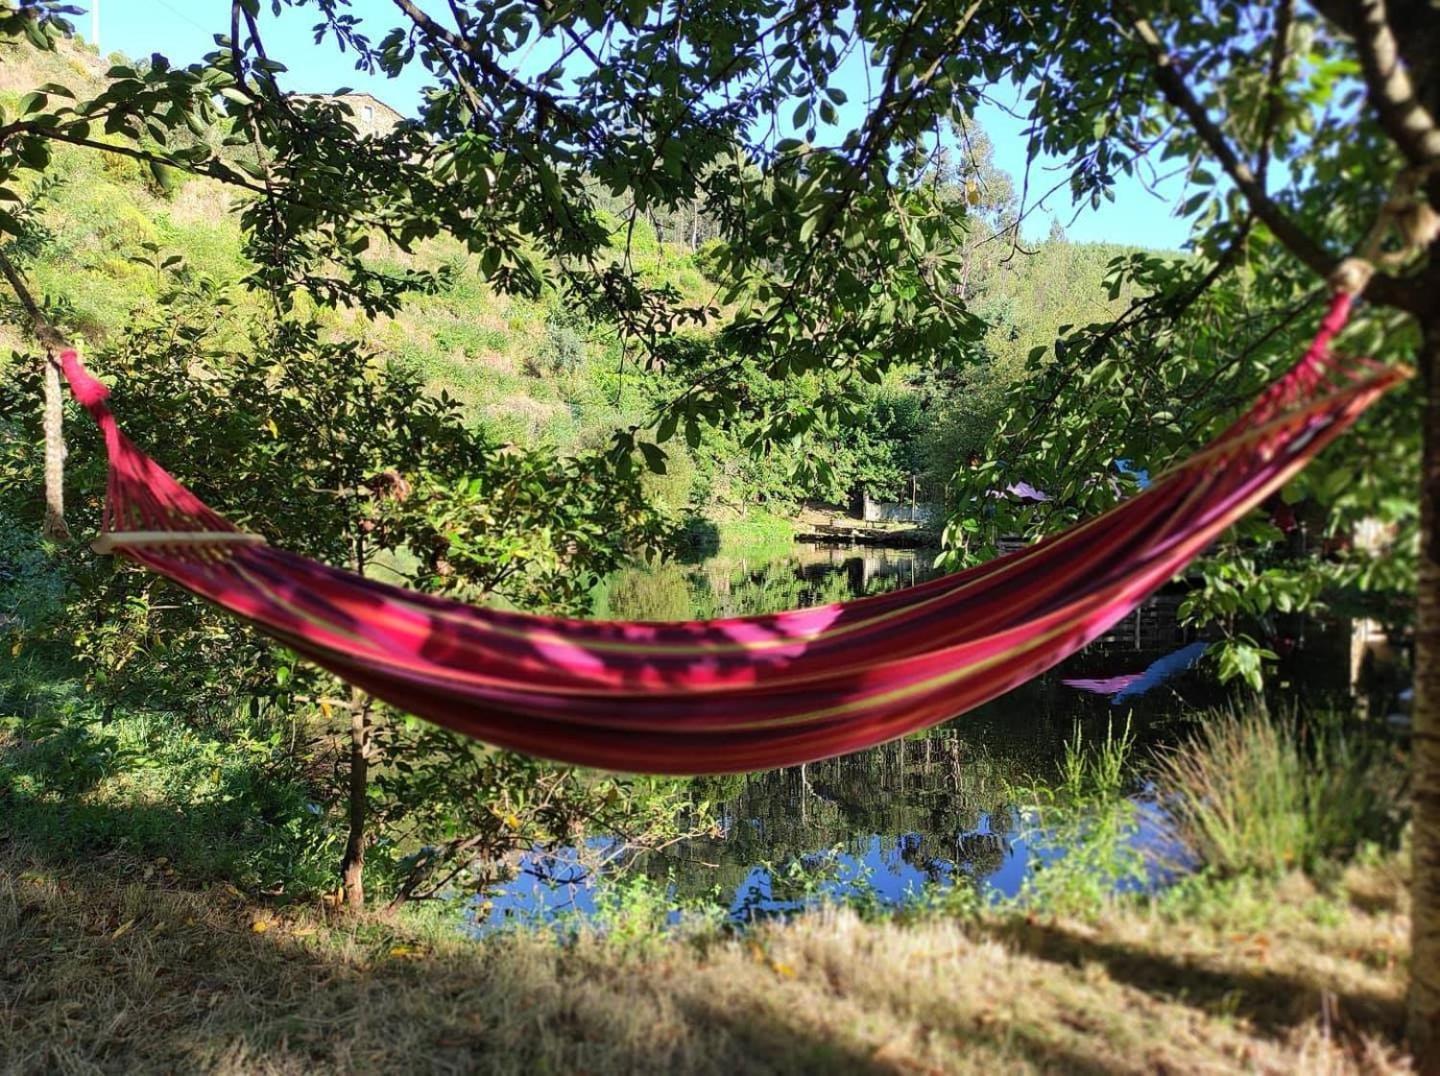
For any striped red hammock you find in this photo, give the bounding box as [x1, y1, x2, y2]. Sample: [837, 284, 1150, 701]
[60, 293, 1407, 775]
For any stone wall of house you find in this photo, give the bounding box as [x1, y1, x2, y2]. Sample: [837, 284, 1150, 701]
[337, 93, 402, 136]
[294, 93, 403, 137]
[860, 495, 942, 525]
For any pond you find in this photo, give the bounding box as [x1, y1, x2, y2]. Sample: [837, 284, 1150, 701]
[473, 540, 1349, 934]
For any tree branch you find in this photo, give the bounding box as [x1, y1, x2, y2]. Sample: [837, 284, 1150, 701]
[0, 246, 67, 353]
[1317, 0, 1440, 167]
[390, 0, 581, 139]
[0, 120, 280, 200]
[1131, 15, 1417, 311]
[1256, 0, 1296, 183]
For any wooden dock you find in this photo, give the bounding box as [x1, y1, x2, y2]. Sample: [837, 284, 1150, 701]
[793, 521, 936, 548]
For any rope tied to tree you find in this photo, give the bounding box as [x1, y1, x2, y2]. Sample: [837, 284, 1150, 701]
[1330, 163, 1440, 297]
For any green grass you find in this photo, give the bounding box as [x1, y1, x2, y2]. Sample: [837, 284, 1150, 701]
[712, 511, 797, 558]
[1152, 705, 1407, 878]
[1004, 717, 1150, 916]
[0, 648, 342, 899]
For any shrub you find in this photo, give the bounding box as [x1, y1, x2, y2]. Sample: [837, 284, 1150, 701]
[0, 508, 64, 637]
[530, 305, 588, 375]
[1152, 704, 1406, 877]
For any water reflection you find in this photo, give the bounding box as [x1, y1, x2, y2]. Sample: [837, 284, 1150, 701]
[1063, 641, 1210, 702]
[479, 543, 1220, 933]
[591, 542, 940, 621]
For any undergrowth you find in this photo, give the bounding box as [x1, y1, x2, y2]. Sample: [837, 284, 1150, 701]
[1153, 704, 1408, 879]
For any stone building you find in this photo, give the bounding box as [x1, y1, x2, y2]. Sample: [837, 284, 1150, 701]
[293, 92, 404, 137]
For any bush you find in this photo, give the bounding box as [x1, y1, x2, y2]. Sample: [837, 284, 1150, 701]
[1152, 705, 1406, 877]
[530, 305, 588, 375]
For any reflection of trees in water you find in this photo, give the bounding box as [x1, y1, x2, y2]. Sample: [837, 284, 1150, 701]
[601, 544, 940, 624]
[644, 676, 1211, 906]
[651, 704, 1069, 902]
[604, 541, 1232, 906]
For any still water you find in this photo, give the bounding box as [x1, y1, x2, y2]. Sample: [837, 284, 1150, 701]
[473, 543, 1313, 933]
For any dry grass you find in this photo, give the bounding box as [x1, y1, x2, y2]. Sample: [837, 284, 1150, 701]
[0, 842, 1416, 1075]
[0, 37, 109, 102]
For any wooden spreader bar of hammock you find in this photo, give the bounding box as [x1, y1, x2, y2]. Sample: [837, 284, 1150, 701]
[55, 291, 1412, 775]
[91, 530, 268, 554]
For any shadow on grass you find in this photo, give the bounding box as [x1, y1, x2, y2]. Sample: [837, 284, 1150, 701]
[983, 916, 1406, 1044]
[0, 720, 340, 898]
[668, 990, 1123, 1076]
[0, 831, 1179, 1075]
[0, 834, 887, 1074]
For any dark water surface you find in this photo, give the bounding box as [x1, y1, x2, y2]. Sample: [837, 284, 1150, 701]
[473, 543, 1343, 933]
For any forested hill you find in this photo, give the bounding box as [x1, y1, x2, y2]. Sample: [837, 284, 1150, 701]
[1, 36, 1170, 517]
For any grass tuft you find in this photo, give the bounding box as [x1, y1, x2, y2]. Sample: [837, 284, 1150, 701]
[1151, 705, 1406, 878]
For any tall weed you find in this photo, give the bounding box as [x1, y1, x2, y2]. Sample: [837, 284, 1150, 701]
[1152, 704, 1405, 877]
[1008, 717, 1150, 914]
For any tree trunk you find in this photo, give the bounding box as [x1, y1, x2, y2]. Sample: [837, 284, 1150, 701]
[42, 353, 69, 541]
[0, 251, 71, 541]
[337, 527, 373, 910]
[339, 688, 371, 910]
[1412, 315, 1440, 1066]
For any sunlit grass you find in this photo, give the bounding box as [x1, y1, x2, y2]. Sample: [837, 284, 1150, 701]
[0, 839, 1412, 1073]
[712, 511, 796, 558]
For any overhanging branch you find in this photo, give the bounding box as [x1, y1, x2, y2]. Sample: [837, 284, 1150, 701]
[1131, 15, 1417, 311]
[1316, 0, 1440, 168]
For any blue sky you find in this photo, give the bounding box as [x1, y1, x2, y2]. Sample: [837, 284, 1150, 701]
[81, 0, 1192, 249]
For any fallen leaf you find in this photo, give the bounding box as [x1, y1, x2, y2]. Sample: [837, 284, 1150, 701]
[111, 918, 136, 941]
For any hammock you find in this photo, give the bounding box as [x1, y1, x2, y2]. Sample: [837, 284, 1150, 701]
[59, 293, 1408, 775]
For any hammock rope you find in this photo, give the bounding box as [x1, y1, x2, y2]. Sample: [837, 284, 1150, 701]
[58, 292, 1410, 775]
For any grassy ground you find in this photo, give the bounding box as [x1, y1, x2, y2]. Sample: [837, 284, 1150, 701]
[0, 840, 1413, 1075]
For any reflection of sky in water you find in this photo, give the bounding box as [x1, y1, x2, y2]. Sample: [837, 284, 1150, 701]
[472, 802, 1187, 936]
[1063, 642, 1208, 702]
